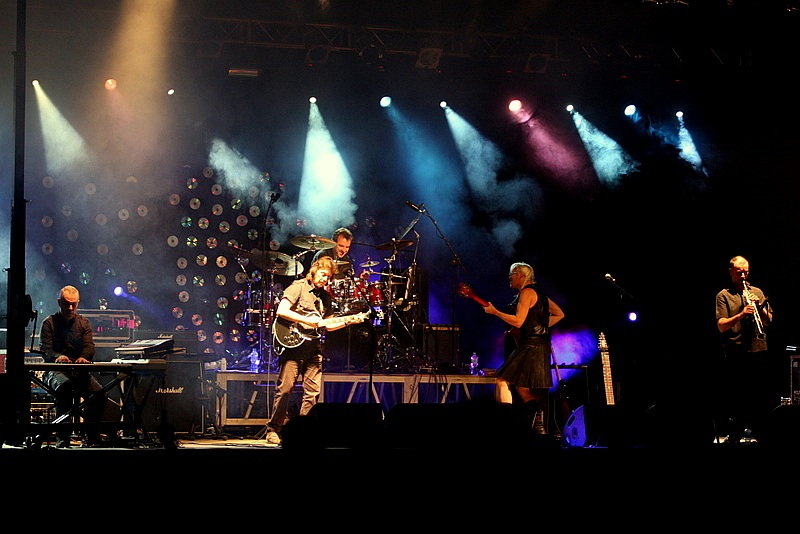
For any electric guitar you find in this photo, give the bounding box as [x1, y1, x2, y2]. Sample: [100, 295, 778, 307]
[457, 282, 520, 345]
[273, 311, 370, 349]
[598, 332, 615, 406]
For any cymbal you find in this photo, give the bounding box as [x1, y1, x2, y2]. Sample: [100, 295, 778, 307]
[290, 234, 336, 250]
[375, 239, 414, 251]
[251, 250, 304, 276]
[333, 260, 350, 266]
[359, 260, 379, 268]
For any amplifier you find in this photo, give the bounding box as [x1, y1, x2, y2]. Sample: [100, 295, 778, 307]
[791, 356, 800, 405]
[415, 324, 460, 370]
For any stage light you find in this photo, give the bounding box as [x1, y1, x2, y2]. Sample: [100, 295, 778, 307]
[624, 104, 637, 117]
[105, 78, 117, 91]
[380, 96, 392, 108]
[566, 104, 574, 113]
[627, 311, 638, 322]
[114, 286, 124, 296]
[439, 101, 447, 109]
[167, 88, 175, 96]
[676, 110, 684, 118]
[309, 96, 317, 104]
[508, 99, 522, 112]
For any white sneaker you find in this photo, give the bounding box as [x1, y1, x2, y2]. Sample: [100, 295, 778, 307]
[265, 431, 281, 445]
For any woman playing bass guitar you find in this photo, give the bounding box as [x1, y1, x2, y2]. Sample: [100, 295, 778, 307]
[458, 262, 564, 435]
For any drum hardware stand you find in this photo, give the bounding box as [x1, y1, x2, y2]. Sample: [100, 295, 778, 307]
[375, 249, 408, 371]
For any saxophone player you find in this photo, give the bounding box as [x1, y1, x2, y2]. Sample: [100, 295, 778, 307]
[715, 255, 774, 445]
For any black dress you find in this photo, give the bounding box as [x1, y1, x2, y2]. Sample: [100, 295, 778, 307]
[495, 283, 553, 390]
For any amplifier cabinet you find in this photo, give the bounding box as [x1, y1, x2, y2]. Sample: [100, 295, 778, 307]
[141, 358, 204, 435]
[414, 324, 460, 370]
[791, 356, 800, 405]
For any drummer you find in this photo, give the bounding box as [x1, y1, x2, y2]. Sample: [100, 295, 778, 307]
[311, 227, 370, 282]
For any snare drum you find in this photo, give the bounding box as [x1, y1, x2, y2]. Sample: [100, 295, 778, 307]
[367, 281, 387, 307]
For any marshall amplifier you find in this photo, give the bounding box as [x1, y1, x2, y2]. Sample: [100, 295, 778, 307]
[141, 356, 204, 435]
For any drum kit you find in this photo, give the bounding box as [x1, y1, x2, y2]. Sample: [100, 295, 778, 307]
[227, 234, 426, 373]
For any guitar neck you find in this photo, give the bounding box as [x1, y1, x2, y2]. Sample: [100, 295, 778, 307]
[601, 349, 615, 406]
[320, 312, 367, 329]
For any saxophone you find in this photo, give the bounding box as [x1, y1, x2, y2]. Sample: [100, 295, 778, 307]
[742, 279, 765, 338]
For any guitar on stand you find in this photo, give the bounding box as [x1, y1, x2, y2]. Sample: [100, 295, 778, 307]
[599, 332, 615, 406]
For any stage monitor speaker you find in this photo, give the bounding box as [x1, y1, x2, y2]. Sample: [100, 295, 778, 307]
[141, 358, 204, 435]
[306, 402, 384, 449]
[765, 404, 800, 448]
[414, 324, 459, 371]
[563, 405, 588, 448]
[385, 402, 527, 449]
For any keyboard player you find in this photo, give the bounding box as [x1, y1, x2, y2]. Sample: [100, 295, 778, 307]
[39, 285, 108, 448]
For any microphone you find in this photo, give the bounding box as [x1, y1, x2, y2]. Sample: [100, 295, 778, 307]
[604, 273, 616, 283]
[405, 200, 425, 213]
[270, 192, 281, 202]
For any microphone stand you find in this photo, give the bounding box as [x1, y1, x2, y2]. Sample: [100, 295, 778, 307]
[255, 191, 279, 437]
[418, 205, 467, 370]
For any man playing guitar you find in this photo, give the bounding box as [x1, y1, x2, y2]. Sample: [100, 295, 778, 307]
[263, 255, 365, 446]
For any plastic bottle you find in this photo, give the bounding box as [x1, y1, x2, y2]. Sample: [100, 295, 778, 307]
[469, 351, 479, 375]
[249, 348, 261, 372]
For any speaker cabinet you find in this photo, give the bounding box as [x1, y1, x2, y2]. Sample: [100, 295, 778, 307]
[414, 324, 460, 371]
[305, 402, 384, 448]
[765, 404, 800, 448]
[141, 358, 204, 435]
[385, 402, 528, 449]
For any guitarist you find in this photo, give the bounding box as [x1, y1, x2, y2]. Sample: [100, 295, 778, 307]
[481, 262, 565, 435]
[264, 256, 364, 446]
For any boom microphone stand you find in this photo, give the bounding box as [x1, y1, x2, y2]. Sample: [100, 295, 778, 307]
[408, 203, 467, 369]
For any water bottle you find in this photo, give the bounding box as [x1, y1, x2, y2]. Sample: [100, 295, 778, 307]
[469, 351, 479, 375]
[249, 349, 261, 372]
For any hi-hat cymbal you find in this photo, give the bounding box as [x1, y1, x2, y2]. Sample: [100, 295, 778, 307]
[375, 239, 414, 251]
[251, 250, 304, 276]
[290, 234, 336, 250]
[359, 260, 379, 268]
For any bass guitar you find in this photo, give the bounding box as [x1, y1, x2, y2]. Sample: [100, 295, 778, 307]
[273, 311, 370, 349]
[457, 282, 520, 345]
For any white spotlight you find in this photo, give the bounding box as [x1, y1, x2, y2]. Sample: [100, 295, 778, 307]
[675, 110, 684, 118]
[105, 78, 117, 91]
[439, 100, 447, 109]
[566, 104, 574, 113]
[309, 96, 317, 103]
[624, 104, 637, 117]
[508, 99, 522, 112]
[380, 96, 391, 108]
